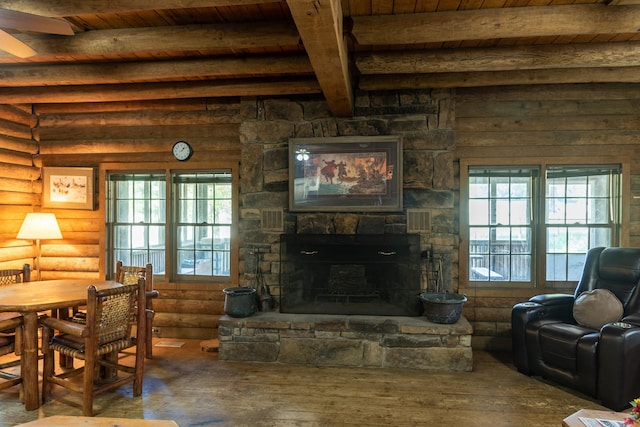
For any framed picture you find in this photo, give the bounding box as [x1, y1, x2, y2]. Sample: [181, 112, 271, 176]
[43, 167, 95, 210]
[289, 135, 402, 212]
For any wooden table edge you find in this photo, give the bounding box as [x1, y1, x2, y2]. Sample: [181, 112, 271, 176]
[14, 415, 180, 427]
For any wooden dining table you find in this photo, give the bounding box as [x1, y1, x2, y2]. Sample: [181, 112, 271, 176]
[0, 279, 123, 411]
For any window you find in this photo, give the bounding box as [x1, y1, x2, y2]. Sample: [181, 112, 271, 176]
[545, 166, 619, 283]
[175, 172, 232, 277]
[468, 167, 537, 284]
[108, 173, 166, 274]
[465, 163, 621, 288]
[106, 169, 234, 281]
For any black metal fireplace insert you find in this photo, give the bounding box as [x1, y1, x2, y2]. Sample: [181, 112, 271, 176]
[280, 234, 421, 316]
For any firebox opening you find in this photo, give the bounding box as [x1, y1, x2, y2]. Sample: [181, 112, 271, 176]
[280, 234, 422, 316]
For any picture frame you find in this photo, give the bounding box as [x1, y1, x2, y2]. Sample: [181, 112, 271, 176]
[43, 167, 95, 210]
[289, 135, 402, 212]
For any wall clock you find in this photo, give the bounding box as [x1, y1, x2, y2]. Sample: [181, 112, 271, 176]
[172, 141, 193, 161]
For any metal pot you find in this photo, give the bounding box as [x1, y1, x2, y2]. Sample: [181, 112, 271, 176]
[223, 287, 257, 318]
[419, 292, 467, 324]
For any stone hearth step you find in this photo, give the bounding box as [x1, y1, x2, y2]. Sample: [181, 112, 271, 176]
[218, 312, 473, 371]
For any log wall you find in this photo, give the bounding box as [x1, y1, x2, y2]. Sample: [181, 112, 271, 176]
[2, 83, 639, 346]
[454, 83, 640, 350]
[31, 98, 241, 339]
[0, 104, 39, 271]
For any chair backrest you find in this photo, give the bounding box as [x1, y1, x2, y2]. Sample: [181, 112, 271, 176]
[115, 261, 153, 293]
[575, 247, 640, 316]
[0, 264, 31, 286]
[87, 280, 143, 347]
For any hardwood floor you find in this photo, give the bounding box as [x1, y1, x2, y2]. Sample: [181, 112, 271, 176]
[0, 338, 611, 426]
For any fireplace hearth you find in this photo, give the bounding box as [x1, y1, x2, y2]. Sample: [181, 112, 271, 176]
[280, 234, 421, 316]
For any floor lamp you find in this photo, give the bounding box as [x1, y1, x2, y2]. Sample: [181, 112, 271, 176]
[17, 213, 63, 281]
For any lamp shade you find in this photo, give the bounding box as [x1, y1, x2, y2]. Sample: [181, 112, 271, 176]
[17, 213, 63, 240]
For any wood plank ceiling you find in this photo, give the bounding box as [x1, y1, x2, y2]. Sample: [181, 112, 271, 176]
[1, 0, 640, 117]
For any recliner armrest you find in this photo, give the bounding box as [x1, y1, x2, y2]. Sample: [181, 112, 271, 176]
[525, 293, 575, 323]
[529, 293, 575, 307]
[512, 293, 574, 375]
[621, 313, 640, 327]
[598, 322, 640, 410]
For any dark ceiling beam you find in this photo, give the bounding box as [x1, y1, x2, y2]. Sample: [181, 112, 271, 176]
[0, 55, 313, 86]
[351, 4, 640, 45]
[357, 42, 640, 75]
[0, 0, 275, 16]
[606, 0, 640, 5]
[287, 0, 353, 117]
[0, 21, 301, 62]
[0, 77, 322, 104]
[360, 67, 640, 90]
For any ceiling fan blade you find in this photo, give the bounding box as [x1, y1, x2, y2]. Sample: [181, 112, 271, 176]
[0, 8, 73, 35]
[0, 29, 36, 58]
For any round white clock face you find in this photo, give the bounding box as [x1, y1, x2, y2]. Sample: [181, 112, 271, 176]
[172, 141, 192, 161]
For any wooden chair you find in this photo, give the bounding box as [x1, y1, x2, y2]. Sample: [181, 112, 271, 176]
[0, 264, 31, 394]
[40, 278, 146, 417]
[115, 261, 158, 359]
[0, 315, 24, 393]
[0, 264, 31, 286]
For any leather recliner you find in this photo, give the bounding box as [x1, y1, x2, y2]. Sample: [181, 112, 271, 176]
[512, 246, 640, 411]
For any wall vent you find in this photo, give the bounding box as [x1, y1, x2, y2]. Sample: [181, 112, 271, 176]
[407, 209, 431, 233]
[261, 208, 284, 231]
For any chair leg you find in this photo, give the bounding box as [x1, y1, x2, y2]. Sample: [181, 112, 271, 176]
[134, 345, 144, 397]
[146, 312, 154, 359]
[17, 323, 25, 403]
[56, 309, 75, 369]
[41, 326, 53, 403]
[83, 348, 96, 416]
[15, 325, 23, 356]
[100, 352, 118, 380]
[135, 301, 147, 396]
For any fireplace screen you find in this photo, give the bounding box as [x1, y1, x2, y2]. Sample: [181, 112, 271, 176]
[280, 234, 421, 316]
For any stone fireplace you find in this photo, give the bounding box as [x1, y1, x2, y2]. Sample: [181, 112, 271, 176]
[280, 234, 421, 316]
[220, 90, 472, 370]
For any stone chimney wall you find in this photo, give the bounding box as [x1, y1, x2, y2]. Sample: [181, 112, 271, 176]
[238, 89, 457, 304]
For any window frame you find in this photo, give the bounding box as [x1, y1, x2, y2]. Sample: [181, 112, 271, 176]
[467, 165, 539, 288]
[100, 162, 239, 284]
[173, 171, 233, 280]
[107, 171, 167, 279]
[460, 157, 629, 296]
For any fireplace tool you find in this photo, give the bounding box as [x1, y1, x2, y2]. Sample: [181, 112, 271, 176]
[254, 249, 273, 311]
[421, 246, 443, 293]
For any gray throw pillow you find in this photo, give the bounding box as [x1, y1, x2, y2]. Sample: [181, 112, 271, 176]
[573, 288, 623, 330]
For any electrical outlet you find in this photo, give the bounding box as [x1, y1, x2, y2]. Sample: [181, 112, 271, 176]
[152, 327, 161, 336]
